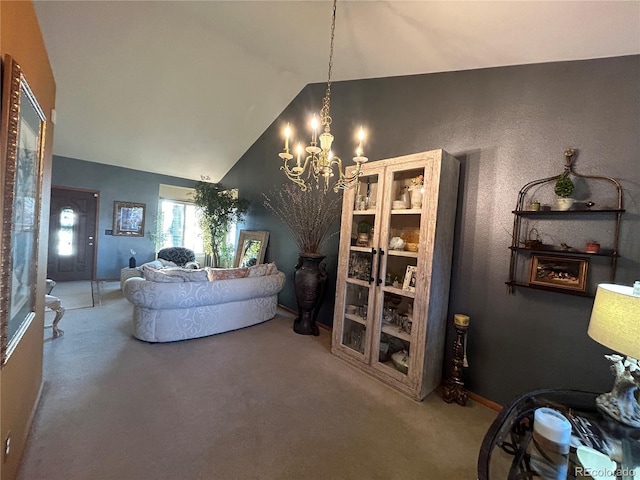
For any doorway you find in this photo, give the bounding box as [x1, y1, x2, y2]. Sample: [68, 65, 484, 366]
[48, 187, 99, 281]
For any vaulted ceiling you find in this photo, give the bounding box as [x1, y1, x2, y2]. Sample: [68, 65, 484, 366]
[34, 1, 640, 182]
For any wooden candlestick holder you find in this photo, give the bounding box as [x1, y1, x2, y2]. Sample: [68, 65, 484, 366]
[443, 319, 469, 406]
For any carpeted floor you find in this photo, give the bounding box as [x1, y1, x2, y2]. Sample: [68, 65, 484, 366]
[21, 282, 497, 479]
[48, 280, 95, 310]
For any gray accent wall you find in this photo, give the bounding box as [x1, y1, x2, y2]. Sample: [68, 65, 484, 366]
[222, 55, 640, 404]
[51, 156, 197, 279]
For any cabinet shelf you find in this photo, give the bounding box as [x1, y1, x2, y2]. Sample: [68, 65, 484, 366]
[379, 360, 408, 377]
[345, 278, 370, 288]
[381, 323, 412, 342]
[387, 249, 419, 258]
[353, 209, 377, 216]
[381, 285, 415, 299]
[350, 246, 373, 253]
[391, 208, 421, 215]
[509, 246, 619, 258]
[344, 313, 366, 326]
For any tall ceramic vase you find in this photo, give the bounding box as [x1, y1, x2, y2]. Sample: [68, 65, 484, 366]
[293, 253, 328, 336]
[410, 187, 423, 208]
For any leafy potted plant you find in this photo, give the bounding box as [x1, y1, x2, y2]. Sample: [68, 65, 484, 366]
[263, 183, 342, 336]
[357, 221, 372, 246]
[193, 182, 249, 267]
[554, 171, 575, 211]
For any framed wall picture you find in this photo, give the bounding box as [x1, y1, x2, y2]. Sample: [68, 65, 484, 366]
[113, 201, 146, 236]
[529, 255, 588, 292]
[1, 55, 46, 364]
[403, 265, 418, 293]
[234, 230, 269, 268]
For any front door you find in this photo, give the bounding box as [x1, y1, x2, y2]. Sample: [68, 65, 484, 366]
[47, 187, 98, 281]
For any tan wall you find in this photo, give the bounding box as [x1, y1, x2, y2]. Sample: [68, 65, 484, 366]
[0, 2, 56, 479]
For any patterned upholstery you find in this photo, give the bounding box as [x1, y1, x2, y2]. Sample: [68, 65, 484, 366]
[157, 247, 196, 267]
[123, 271, 286, 343]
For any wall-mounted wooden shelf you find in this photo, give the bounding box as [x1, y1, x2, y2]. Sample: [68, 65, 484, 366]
[507, 149, 624, 297]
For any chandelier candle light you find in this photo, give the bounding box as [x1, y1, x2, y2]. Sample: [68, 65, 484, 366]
[279, 0, 368, 193]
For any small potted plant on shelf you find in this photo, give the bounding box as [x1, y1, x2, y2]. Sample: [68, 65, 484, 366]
[554, 171, 575, 211]
[357, 222, 372, 246]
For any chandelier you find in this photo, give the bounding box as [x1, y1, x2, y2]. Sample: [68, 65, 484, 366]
[278, 0, 368, 193]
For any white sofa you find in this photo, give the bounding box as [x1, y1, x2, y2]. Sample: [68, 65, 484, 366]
[123, 265, 285, 343]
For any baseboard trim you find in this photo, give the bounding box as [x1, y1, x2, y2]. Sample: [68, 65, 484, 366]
[317, 322, 331, 332]
[276, 304, 332, 332]
[15, 379, 45, 478]
[468, 391, 502, 412]
[277, 304, 296, 315]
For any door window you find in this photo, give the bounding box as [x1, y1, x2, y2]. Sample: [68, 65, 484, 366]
[57, 207, 75, 256]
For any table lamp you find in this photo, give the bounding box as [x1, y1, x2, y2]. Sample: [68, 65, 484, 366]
[587, 283, 640, 427]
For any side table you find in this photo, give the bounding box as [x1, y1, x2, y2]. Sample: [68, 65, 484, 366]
[44, 294, 65, 339]
[120, 267, 143, 291]
[478, 389, 640, 480]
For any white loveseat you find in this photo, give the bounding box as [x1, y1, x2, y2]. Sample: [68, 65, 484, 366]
[123, 263, 285, 343]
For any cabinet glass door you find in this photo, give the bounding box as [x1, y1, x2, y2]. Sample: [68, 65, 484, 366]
[341, 282, 369, 354]
[372, 165, 424, 378]
[338, 172, 381, 357]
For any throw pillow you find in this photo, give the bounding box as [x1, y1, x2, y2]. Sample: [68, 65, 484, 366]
[267, 262, 277, 275]
[247, 262, 278, 277]
[142, 265, 209, 283]
[140, 260, 168, 270]
[157, 259, 178, 268]
[139, 259, 177, 269]
[206, 267, 249, 281]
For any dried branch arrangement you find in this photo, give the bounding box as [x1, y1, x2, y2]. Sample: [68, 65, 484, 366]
[263, 183, 342, 255]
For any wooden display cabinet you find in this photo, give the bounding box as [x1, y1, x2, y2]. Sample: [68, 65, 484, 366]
[331, 149, 460, 400]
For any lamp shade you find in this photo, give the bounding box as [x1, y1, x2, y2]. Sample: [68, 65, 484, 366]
[588, 284, 640, 359]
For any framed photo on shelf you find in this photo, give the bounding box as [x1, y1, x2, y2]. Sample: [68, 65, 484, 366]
[113, 201, 146, 236]
[529, 255, 588, 292]
[403, 265, 418, 293]
[1, 55, 46, 364]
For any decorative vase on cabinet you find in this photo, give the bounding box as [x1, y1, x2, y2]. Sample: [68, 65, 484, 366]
[409, 187, 423, 209]
[331, 149, 460, 401]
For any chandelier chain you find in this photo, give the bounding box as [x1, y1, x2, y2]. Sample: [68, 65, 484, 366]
[278, 0, 368, 193]
[320, 0, 337, 130]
